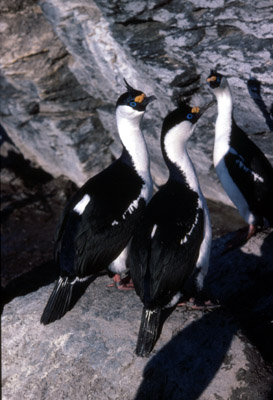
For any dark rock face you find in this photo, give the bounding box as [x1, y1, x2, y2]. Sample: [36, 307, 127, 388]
[1, 0, 272, 202]
[2, 229, 273, 399]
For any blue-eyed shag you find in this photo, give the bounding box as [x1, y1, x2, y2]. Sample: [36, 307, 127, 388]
[128, 100, 214, 356]
[40, 80, 155, 324]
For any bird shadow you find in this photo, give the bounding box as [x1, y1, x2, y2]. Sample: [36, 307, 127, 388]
[135, 308, 236, 400]
[135, 230, 273, 400]
[247, 77, 273, 132]
[206, 230, 273, 363]
[1, 260, 57, 311]
[1, 259, 101, 316]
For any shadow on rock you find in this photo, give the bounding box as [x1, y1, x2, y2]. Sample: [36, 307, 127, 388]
[1, 259, 100, 319]
[135, 308, 236, 400]
[1, 260, 58, 310]
[247, 78, 273, 131]
[135, 230, 273, 399]
[206, 230, 273, 363]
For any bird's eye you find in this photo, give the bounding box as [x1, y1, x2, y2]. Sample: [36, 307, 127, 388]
[216, 76, 220, 83]
[130, 101, 137, 107]
[187, 113, 193, 120]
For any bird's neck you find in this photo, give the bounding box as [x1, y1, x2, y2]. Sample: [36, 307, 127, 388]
[116, 109, 151, 183]
[215, 85, 233, 139]
[213, 84, 233, 166]
[163, 126, 201, 194]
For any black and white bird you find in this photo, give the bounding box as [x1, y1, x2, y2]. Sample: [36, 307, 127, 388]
[207, 70, 273, 244]
[40, 80, 155, 325]
[128, 101, 214, 356]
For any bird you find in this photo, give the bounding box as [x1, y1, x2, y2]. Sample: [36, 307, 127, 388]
[207, 70, 273, 246]
[128, 100, 215, 356]
[40, 80, 155, 325]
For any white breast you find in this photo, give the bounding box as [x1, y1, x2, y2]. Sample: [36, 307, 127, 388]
[215, 156, 254, 225]
[213, 88, 254, 225]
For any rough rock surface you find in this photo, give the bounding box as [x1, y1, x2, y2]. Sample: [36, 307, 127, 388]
[1, 0, 273, 203]
[2, 228, 273, 400]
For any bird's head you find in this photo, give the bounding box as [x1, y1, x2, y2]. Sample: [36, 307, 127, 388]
[206, 69, 228, 91]
[116, 79, 156, 119]
[162, 99, 215, 141]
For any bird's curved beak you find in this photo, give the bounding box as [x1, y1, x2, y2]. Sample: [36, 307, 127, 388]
[197, 100, 216, 120]
[142, 95, 156, 106]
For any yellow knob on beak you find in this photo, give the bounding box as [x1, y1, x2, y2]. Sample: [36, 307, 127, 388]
[134, 93, 146, 103]
[207, 76, 217, 82]
[191, 107, 200, 113]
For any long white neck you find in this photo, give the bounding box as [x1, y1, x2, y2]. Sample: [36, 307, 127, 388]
[213, 83, 233, 167]
[116, 106, 152, 185]
[164, 122, 212, 274]
[164, 123, 201, 195]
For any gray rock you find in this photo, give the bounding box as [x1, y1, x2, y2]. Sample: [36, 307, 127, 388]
[2, 229, 273, 399]
[0, 0, 273, 201]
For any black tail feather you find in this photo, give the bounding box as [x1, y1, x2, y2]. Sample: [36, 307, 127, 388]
[40, 277, 73, 325]
[41, 274, 97, 325]
[136, 307, 161, 357]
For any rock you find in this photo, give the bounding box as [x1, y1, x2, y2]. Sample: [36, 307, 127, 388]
[2, 229, 273, 399]
[0, 1, 113, 186]
[1, 0, 272, 202]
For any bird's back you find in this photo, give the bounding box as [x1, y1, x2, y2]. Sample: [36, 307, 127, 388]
[129, 179, 204, 308]
[55, 159, 146, 277]
[226, 120, 273, 224]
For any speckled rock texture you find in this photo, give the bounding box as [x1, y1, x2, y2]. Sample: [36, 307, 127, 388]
[2, 229, 273, 400]
[1, 0, 273, 202]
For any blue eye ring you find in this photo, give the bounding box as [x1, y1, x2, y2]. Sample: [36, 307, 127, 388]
[187, 113, 193, 120]
[216, 76, 220, 82]
[130, 101, 137, 107]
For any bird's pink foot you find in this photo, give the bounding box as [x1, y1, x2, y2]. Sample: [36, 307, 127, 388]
[246, 223, 257, 240]
[177, 297, 219, 310]
[107, 274, 134, 290]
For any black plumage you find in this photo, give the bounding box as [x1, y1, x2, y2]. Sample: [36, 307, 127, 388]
[54, 155, 145, 277]
[128, 102, 213, 356]
[131, 180, 204, 308]
[207, 70, 273, 237]
[41, 84, 155, 325]
[225, 120, 273, 226]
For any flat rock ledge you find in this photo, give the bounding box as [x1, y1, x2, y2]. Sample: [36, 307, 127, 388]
[2, 229, 273, 400]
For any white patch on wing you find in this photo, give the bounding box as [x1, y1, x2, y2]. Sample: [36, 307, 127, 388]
[151, 224, 157, 238]
[70, 275, 91, 285]
[180, 201, 200, 245]
[122, 194, 142, 219]
[230, 147, 264, 183]
[111, 220, 119, 226]
[73, 194, 91, 215]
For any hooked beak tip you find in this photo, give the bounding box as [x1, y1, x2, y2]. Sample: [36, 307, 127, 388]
[197, 100, 216, 119]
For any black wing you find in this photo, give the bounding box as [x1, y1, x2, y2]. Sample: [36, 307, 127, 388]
[55, 159, 146, 277]
[129, 180, 204, 308]
[226, 122, 273, 222]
